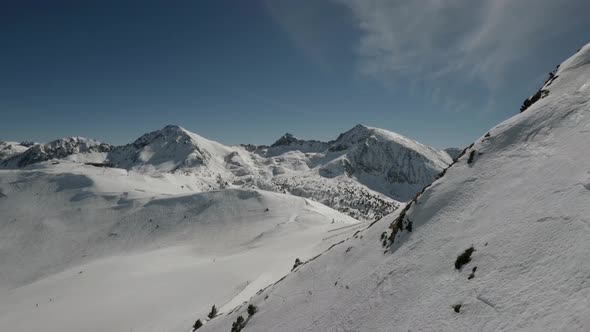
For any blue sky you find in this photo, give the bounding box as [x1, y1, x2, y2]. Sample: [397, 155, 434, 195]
[1, 0, 589, 149]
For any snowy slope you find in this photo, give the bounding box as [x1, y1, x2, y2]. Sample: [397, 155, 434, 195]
[0, 161, 360, 332]
[202, 44, 590, 331]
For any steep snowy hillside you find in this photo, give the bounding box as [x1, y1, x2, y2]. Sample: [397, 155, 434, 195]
[0, 161, 360, 332]
[202, 44, 590, 331]
[316, 124, 452, 200]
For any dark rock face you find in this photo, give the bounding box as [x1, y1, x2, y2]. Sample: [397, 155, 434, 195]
[444, 148, 463, 160]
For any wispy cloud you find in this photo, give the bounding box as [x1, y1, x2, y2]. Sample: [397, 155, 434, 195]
[336, 0, 587, 89]
[263, 0, 356, 71]
[267, 0, 589, 112]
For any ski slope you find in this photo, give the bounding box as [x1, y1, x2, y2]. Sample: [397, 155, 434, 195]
[0, 162, 360, 332]
[202, 44, 590, 331]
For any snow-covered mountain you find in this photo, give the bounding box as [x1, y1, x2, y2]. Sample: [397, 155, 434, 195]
[1, 124, 453, 221]
[1, 137, 112, 168]
[202, 44, 590, 332]
[0, 141, 31, 161]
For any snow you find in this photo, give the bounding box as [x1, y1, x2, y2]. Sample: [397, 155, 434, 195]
[201, 44, 590, 331]
[1, 124, 452, 222]
[0, 141, 31, 161]
[0, 161, 359, 332]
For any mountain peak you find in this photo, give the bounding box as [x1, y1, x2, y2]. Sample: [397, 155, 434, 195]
[271, 133, 299, 147]
[352, 123, 370, 130]
[161, 124, 184, 132]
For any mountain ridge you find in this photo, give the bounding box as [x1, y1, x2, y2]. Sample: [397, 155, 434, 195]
[1, 124, 452, 221]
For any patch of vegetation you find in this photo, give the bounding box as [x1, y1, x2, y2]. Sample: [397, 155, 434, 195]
[455, 246, 475, 270]
[247, 304, 257, 317]
[520, 89, 549, 112]
[192, 319, 203, 331]
[292, 258, 302, 271]
[467, 150, 476, 164]
[231, 315, 245, 332]
[207, 305, 218, 319]
[453, 304, 462, 313]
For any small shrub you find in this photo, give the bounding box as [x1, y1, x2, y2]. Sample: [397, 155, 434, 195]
[453, 304, 462, 313]
[207, 305, 217, 319]
[388, 226, 398, 245]
[467, 150, 476, 164]
[455, 246, 475, 270]
[520, 89, 549, 112]
[231, 315, 245, 332]
[192, 319, 203, 331]
[247, 304, 257, 316]
[292, 258, 302, 271]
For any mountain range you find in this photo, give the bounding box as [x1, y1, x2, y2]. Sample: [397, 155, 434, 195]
[1, 124, 454, 221]
[2, 41, 588, 332]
